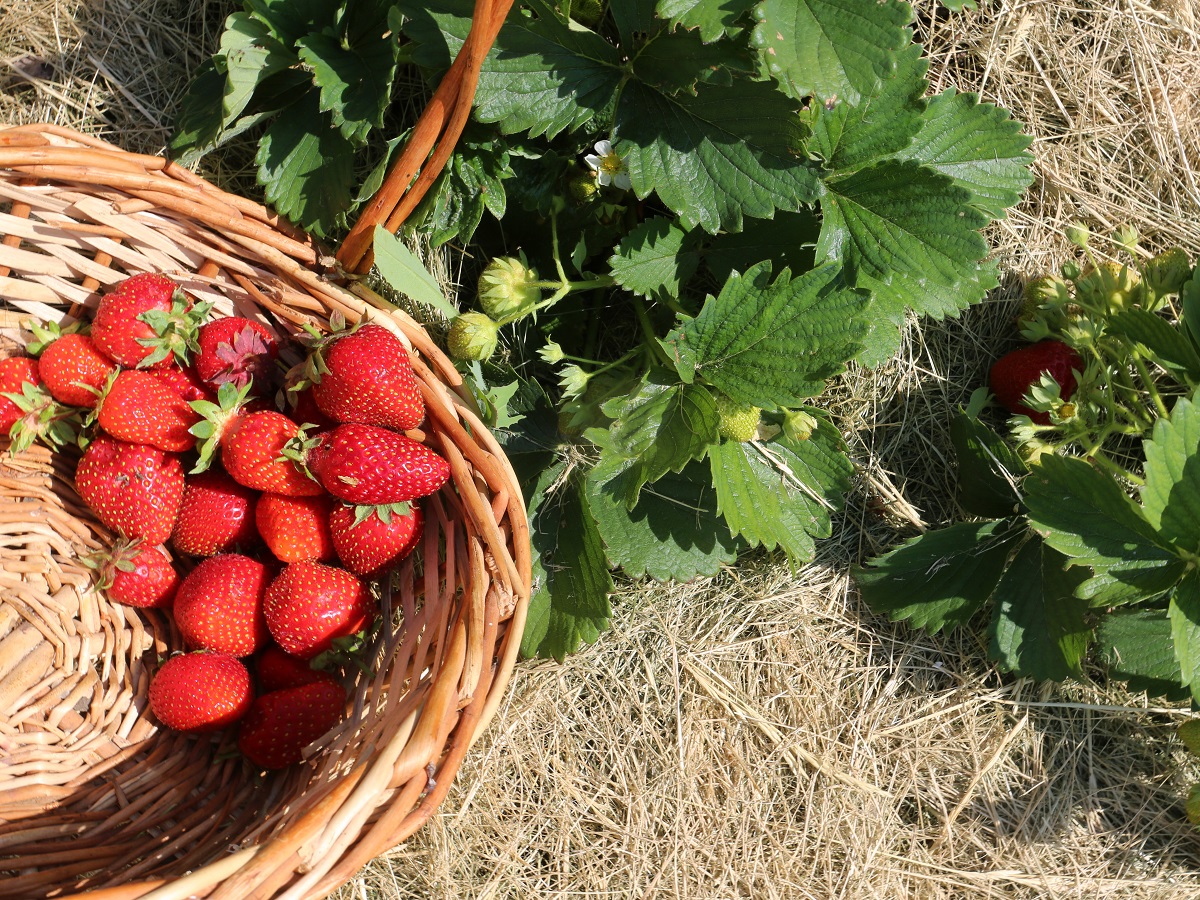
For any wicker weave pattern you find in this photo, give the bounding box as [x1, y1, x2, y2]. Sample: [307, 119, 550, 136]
[0, 124, 531, 900]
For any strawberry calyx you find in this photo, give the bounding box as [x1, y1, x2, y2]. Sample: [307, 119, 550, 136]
[283, 311, 358, 395]
[81, 537, 146, 592]
[348, 500, 411, 526]
[208, 325, 277, 389]
[23, 318, 88, 357]
[189, 380, 255, 473]
[1, 381, 81, 454]
[278, 424, 322, 483]
[135, 292, 213, 368]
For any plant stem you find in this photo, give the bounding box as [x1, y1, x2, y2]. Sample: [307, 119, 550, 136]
[632, 296, 671, 367]
[1131, 354, 1171, 419]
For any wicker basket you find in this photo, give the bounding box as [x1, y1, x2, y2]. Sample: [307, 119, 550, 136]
[0, 5, 530, 896]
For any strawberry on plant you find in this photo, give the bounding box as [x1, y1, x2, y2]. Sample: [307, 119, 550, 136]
[86, 539, 179, 609]
[329, 501, 423, 578]
[295, 423, 450, 505]
[149, 651, 254, 733]
[173, 553, 270, 656]
[255, 643, 328, 692]
[306, 322, 425, 431]
[91, 273, 209, 369]
[34, 332, 117, 409]
[171, 470, 259, 557]
[447, 312, 500, 362]
[236, 677, 344, 769]
[989, 340, 1083, 425]
[194, 316, 278, 392]
[264, 560, 375, 659]
[715, 393, 761, 442]
[75, 435, 185, 543]
[95, 369, 200, 453]
[255, 492, 335, 563]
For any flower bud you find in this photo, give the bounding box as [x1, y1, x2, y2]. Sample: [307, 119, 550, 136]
[1065, 222, 1090, 249]
[782, 409, 819, 442]
[477, 256, 542, 322]
[1060, 260, 1082, 281]
[1113, 223, 1139, 254]
[447, 313, 500, 362]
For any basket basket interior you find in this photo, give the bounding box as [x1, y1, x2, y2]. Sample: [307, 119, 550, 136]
[0, 124, 530, 900]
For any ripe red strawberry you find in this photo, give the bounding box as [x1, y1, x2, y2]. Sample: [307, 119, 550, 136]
[195, 316, 278, 392]
[173, 553, 270, 656]
[255, 643, 328, 693]
[171, 470, 259, 557]
[264, 560, 375, 659]
[255, 492, 335, 563]
[75, 436, 185, 543]
[37, 333, 117, 408]
[989, 340, 1083, 425]
[301, 423, 450, 505]
[91, 273, 209, 369]
[220, 410, 324, 496]
[95, 369, 199, 453]
[330, 502, 424, 578]
[153, 362, 216, 404]
[309, 323, 424, 430]
[0, 357, 41, 432]
[237, 677, 344, 769]
[149, 651, 254, 733]
[88, 539, 179, 609]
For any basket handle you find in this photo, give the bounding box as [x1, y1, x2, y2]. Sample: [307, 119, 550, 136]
[337, 0, 514, 275]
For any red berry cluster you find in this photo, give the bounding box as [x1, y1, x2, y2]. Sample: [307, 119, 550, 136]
[2, 273, 450, 770]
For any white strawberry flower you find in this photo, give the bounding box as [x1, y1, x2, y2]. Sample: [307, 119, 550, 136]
[584, 139, 632, 191]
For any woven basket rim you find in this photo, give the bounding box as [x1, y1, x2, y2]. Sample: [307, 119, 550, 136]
[0, 121, 532, 900]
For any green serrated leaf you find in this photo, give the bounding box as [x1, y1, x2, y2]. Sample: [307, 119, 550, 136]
[894, 88, 1034, 220]
[1170, 571, 1200, 700]
[586, 458, 743, 581]
[412, 131, 510, 247]
[595, 372, 719, 508]
[219, 12, 296, 125]
[255, 92, 355, 237]
[709, 421, 853, 565]
[853, 260, 999, 367]
[246, 0, 338, 45]
[609, 0, 664, 44]
[949, 410, 1028, 519]
[809, 43, 928, 173]
[521, 467, 613, 660]
[296, 21, 398, 145]
[1096, 608, 1188, 700]
[817, 159, 990, 288]
[664, 261, 867, 408]
[372, 227, 458, 319]
[657, 0, 756, 42]
[169, 60, 228, 163]
[1107, 309, 1200, 382]
[1025, 454, 1184, 604]
[1180, 719, 1200, 756]
[609, 217, 702, 302]
[752, 0, 912, 105]
[1142, 395, 1200, 552]
[703, 209, 820, 286]
[989, 538, 1090, 681]
[403, 0, 623, 138]
[854, 519, 1022, 633]
[630, 28, 754, 95]
[614, 78, 819, 234]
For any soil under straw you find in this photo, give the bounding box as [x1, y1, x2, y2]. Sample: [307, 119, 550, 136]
[5, 0, 1200, 896]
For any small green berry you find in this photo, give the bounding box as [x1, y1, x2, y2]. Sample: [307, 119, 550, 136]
[447, 312, 500, 362]
[715, 393, 760, 443]
[1143, 247, 1191, 298]
[1076, 261, 1141, 314]
[566, 171, 600, 205]
[477, 255, 542, 322]
[782, 409, 818, 442]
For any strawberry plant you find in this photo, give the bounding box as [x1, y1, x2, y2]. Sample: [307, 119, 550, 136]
[857, 230, 1200, 697]
[175, 0, 1035, 658]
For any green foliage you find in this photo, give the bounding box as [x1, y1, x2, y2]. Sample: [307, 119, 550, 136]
[858, 233, 1200, 698]
[177, 0, 1033, 659]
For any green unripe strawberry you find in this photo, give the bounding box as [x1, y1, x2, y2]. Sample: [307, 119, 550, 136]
[715, 393, 760, 442]
[447, 313, 500, 361]
[1075, 261, 1141, 314]
[567, 171, 600, 205]
[1143, 247, 1191, 298]
[477, 256, 541, 321]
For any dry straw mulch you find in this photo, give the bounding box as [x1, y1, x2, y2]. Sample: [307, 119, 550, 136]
[5, 0, 1200, 897]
